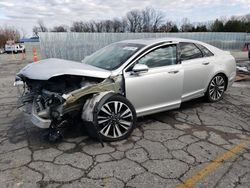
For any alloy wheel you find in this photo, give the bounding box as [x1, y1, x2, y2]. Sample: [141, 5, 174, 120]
[209, 75, 225, 101]
[97, 101, 133, 139]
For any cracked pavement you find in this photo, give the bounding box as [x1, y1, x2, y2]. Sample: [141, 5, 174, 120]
[0, 54, 249, 188]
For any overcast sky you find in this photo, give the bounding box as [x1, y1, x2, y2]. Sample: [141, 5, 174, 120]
[0, 0, 249, 37]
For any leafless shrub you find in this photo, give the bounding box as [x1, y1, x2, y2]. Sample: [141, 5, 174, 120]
[0, 26, 20, 47]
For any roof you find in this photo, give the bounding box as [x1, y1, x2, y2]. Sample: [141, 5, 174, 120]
[117, 37, 224, 55]
[117, 37, 203, 46]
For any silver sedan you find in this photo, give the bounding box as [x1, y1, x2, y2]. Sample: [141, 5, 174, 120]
[16, 38, 236, 142]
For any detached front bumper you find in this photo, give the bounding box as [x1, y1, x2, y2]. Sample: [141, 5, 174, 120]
[31, 102, 51, 129]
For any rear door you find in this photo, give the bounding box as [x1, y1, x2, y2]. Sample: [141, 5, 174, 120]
[124, 44, 183, 116]
[180, 42, 214, 101]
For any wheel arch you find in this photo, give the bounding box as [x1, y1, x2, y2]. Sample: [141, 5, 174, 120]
[82, 91, 137, 141]
[218, 72, 228, 90]
[206, 71, 229, 92]
[213, 72, 228, 91]
[81, 91, 116, 122]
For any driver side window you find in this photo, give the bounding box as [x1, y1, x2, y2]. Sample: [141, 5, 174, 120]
[137, 45, 177, 68]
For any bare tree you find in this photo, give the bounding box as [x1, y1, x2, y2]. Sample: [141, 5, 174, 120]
[66, 8, 250, 34]
[102, 20, 113, 32]
[180, 18, 194, 32]
[70, 21, 88, 32]
[113, 19, 122, 32]
[38, 20, 48, 32]
[32, 27, 39, 37]
[33, 20, 48, 36]
[150, 8, 164, 32]
[140, 7, 164, 32]
[159, 21, 175, 32]
[126, 9, 142, 32]
[88, 21, 95, 32]
[141, 7, 151, 32]
[121, 18, 128, 32]
[70, 21, 89, 32]
[94, 21, 103, 32]
[51, 25, 68, 32]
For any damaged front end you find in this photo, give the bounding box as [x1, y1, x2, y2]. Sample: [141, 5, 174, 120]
[15, 74, 123, 131]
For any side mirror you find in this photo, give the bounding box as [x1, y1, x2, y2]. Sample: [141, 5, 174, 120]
[132, 64, 149, 73]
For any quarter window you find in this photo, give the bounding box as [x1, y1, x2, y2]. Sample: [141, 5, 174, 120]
[137, 45, 177, 68]
[196, 43, 214, 57]
[180, 43, 203, 61]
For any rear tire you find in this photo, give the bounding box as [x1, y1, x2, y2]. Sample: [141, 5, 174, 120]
[86, 94, 137, 142]
[205, 74, 226, 102]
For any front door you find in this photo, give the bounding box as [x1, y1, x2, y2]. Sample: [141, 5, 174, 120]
[123, 44, 183, 116]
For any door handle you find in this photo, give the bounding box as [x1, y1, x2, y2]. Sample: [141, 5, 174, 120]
[168, 70, 179, 74]
[202, 62, 210, 65]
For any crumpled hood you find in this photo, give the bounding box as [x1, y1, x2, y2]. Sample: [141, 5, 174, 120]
[17, 58, 111, 80]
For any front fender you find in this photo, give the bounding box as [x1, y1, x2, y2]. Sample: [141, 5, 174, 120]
[81, 91, 115, 122]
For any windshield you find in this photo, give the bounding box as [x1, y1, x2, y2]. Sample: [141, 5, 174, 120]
[82, 43, 145, 70]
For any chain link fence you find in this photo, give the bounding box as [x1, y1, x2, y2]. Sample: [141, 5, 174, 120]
[39, 32, 247, 61]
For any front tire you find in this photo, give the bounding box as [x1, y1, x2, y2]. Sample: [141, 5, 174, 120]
[87, 94, 137, 142]
[205, 74, 226, 102]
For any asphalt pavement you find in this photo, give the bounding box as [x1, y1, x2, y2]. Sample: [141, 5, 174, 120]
[0, 53, 249, 188]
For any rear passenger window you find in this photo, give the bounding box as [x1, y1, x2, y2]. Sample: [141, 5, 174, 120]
[196, 43, 214, 57]
[180, 43, 203, 61]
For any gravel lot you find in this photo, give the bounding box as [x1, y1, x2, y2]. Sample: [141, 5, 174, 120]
[0, 53, 249, 188]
